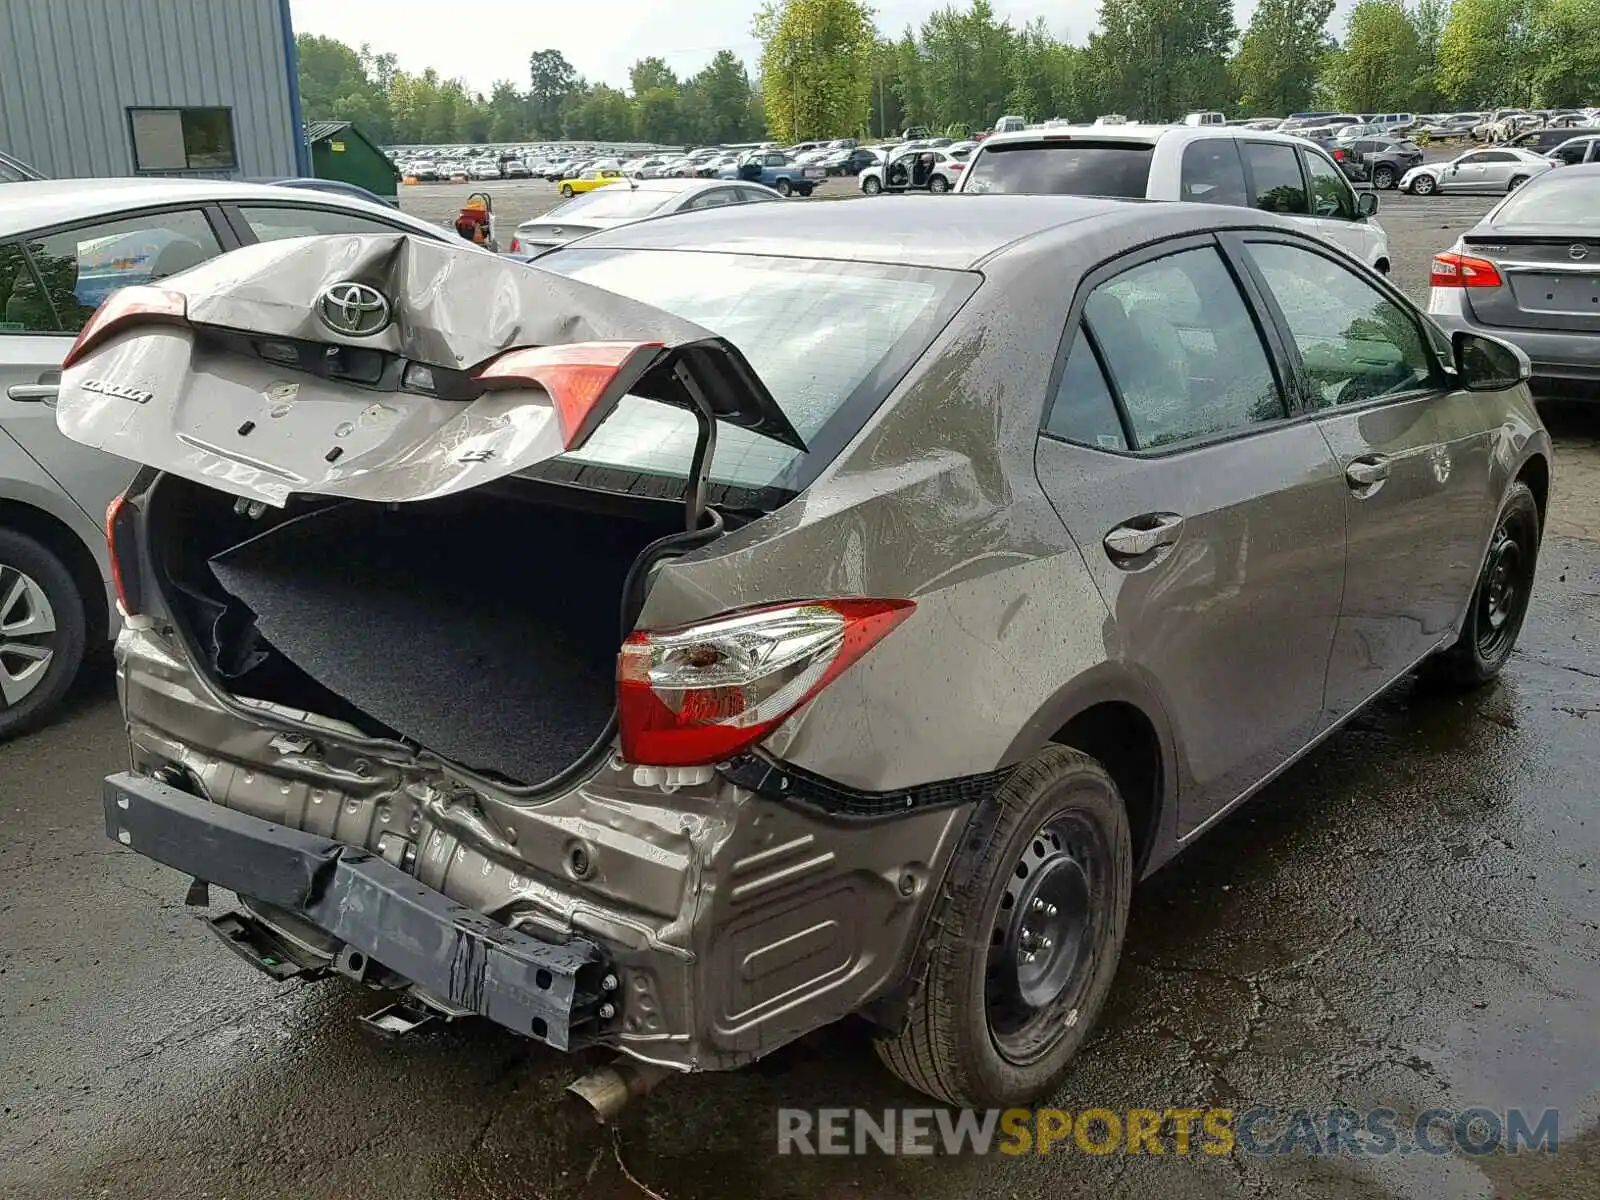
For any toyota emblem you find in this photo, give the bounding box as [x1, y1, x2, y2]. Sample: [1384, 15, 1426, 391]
[316, 281, 390, 336]
[1569, 244, 1589, 261]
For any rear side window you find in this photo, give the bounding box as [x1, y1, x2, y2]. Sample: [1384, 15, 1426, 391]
[1243, 142, 1309, 215]
[1180, 140, 1248, 206]
[962, 141, 1154, 197]
[1044, 331, 1127, 450]
[238, 205, 404, 242]
[1083, 246, 1285, 450]
[542, 248, 974, 489]
[19, 208, 223, 331]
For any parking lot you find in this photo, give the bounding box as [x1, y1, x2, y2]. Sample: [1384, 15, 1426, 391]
[2, 185, 1598, 1200]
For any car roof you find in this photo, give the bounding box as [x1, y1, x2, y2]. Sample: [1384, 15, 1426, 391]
[0, 177, 438, 239]
[558, 193, 1263, 271]
[974, 125, 1323, 153]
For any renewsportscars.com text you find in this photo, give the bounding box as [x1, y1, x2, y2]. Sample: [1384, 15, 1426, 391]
[776, 1106, 1561, 1157]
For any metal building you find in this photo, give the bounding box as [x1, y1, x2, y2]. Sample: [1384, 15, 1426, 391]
[0, 0, 308, 181]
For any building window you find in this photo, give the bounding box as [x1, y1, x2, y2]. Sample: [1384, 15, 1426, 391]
[127, 107, 237, 172]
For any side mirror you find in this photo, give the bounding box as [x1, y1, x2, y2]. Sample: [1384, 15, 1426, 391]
[1357, 191, 1379, 217]
[1452, 330, 1530, 391]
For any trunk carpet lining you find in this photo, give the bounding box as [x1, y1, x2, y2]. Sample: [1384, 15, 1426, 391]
[207, 497, 662, 785]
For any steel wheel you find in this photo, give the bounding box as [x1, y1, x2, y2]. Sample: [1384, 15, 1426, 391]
[1474, 513, 1534, 662]
[985, 809, 1112, 1065]
[0, 565, 56, 707]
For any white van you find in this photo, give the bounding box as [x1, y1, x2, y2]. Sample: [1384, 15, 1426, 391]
[994, 115, 1027, 134]
[1183, 111, 1226, 127]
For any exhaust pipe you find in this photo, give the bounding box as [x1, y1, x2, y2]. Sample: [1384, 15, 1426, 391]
[566, 1059, 674, 1124]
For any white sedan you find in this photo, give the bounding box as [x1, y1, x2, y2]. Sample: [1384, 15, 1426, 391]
[1400, 147, 1556, 195]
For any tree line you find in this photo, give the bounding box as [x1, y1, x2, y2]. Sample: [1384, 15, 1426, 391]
[295, 0, 1600, 147]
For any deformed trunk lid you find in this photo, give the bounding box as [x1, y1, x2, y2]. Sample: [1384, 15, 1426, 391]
[56, 233, 803, 507]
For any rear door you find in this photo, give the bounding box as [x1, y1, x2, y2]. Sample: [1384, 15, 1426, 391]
[1441, 152, 1492, 190]
[2, 206, 231, 524]
[1230, 232, 1497, 720]
[1032, 235, 1347, 834]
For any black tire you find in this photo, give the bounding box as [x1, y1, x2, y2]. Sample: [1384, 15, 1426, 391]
[1508, 175, 1529, 191]
[862, 176, 882, 195]
[929, 174, 950, 193]
[796, 185, 814, 197]
[1412, 174, 1437, 196]
[1372, 164, 1396, 189]
[560, 184, 574, 197]
[0, 528, 88, 741]
[875, 746, 1133, 1106]
[1427, 481, 1540, 687]
[775, 178, 792, 197]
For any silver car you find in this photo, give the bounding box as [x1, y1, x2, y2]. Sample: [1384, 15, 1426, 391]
[0, 179, 458, 737]
[1400, 147, 1555, 194]
[1427, 162, 1600, 393]
[67, 198, 1549, 1111]
[508, 178, 781, 256]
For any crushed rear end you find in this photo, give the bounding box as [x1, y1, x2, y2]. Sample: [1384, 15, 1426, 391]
[66, 233, 967, 1081]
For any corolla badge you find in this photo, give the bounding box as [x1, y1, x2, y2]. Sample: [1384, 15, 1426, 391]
[316, 281, 390, 337]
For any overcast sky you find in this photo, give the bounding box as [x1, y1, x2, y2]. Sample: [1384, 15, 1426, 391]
[288, 0, 1114, 93]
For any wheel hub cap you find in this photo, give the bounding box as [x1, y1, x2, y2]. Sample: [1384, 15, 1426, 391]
[0, 565, 58, 707]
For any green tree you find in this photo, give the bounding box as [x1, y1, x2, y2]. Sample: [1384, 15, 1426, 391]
[1408, 0, 1450, 111]
[1088, 0, 1237, 121]
[486, 80, 528, 141]
[891, 27, 930, 130]
[1527, 0, 1600, 106]
[754, 0, 876, 140]
[1325, 0, 1421, 113]
[528, 49, 580, 137]
[634, 86, 682, 142]
[296, 34, 394, 141]
[1437, 0, 1536, 107]
[564, 84, 636, 142]
[628, 56, 679, 96]
[1232, 0, 1335, 116]
[918, 0, 1019, 130]
[691, 50, 761, 142]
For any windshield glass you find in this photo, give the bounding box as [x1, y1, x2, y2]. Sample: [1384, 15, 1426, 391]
[539, 188, 673, 220]
[1493, 172, 1600, 224]
[540, 249, 973, 491]
[963, 141, 1154, 197]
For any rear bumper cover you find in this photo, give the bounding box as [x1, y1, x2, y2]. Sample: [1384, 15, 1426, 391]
[103, 771, 608, 1050]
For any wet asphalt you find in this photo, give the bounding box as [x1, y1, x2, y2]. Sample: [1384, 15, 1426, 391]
[2, 196, 1599, 1200]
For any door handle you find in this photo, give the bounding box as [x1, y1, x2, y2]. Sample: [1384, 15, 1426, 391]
[1104, 513, 1185, 558]
[5, 384, 59, 405]
[1345, 456, 1390, 487]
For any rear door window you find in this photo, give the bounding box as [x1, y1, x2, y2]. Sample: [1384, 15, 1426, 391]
[1243, 142, 1309, 215]
[962, 140, 1155, 197]
[237, 205, 408, 242]
[1179, 140, 1248, 206]
[1082, 245, 1286, 450]
[19, 208, 224, 331]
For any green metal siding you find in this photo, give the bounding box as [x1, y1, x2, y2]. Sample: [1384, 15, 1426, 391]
[308, 123, 399, 200]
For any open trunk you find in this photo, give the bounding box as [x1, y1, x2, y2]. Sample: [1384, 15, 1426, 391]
[148, 476, 689, 786]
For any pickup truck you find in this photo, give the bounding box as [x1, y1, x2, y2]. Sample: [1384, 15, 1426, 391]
[718, 151, 826, 196]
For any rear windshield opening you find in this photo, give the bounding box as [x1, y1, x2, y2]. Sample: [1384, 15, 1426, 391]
[539, 248, 974, 493]
[963, 141, 1155, 198]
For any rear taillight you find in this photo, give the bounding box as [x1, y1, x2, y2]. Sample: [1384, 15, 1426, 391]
[617, 598, 915, 766]
[1430, 252, 1503, 288]
[510, 236, 522, 252]
[1332, 148, 1345, 160]
[105, 494, 143, 616]
[474, 340, 664, 448]
[61, 286, 187, 370]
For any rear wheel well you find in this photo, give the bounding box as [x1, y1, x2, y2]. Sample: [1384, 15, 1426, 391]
[1050, 701, 1161, 872]
[1375, 257, 1391, 275]
[0, 500, 108, 641]
[1517, 454, 1550, 528]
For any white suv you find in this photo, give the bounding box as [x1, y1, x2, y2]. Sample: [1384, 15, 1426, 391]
[955, 125, 1391, 274]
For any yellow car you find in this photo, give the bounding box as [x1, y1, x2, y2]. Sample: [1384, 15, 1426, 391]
[559, 168, 624, 197]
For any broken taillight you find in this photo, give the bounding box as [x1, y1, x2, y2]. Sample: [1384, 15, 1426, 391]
[617, 599, 915, 766]
[105, 494, 143, 616]
[62, 286, 188, 370]
[474, 340, 664, 448]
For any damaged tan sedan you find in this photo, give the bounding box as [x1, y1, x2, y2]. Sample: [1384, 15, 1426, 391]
[66, 197, 1549, 1112]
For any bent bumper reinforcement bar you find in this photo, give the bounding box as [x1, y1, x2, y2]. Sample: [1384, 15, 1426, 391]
[101, 771, 607, 1050]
